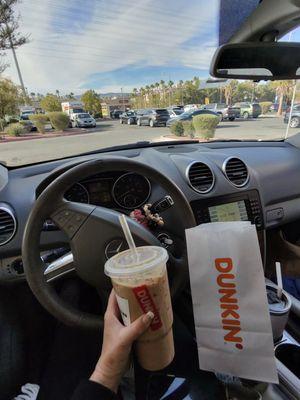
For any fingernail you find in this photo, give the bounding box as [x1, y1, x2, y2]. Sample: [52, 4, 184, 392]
[143, 311, 154, 324]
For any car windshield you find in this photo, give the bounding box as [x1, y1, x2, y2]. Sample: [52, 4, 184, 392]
[1, 1, 300, 166]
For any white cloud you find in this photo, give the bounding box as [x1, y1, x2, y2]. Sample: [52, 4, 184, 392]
[3, 0, 219, 93]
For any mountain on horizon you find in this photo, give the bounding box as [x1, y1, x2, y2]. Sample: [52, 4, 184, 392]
[74, 92, 130, 100]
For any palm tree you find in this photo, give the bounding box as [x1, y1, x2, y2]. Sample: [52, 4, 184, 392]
[145, 85, 150, 105]
[179, 80, 184, 105]
[167, 80, 174, 106]
[140, 87, 146, 108]
[271, 80, 295, 115]
[159, 80, 165, 104]
[224, 81, 238, 105]
[150, 84, 155, 106]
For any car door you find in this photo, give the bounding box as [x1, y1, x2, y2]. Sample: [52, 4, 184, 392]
[136, 110, 144, 124]
[142, 110, 151, 125]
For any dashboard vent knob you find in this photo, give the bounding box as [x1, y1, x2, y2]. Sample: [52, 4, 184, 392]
[186, 162, 215, 193]
[223, 157, 249, 187]
[0, 206, 17, 246]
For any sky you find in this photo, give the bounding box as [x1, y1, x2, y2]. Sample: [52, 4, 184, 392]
[3, 0, 220, 94]
[3, 0, 300, 95]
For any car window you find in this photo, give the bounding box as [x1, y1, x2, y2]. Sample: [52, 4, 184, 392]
[155, 109, 169, 115]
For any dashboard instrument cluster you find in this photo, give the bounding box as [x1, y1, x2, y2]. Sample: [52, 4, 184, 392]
[64, 172, 151, 210]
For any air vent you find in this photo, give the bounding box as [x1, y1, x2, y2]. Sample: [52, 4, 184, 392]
[223, 157, 249, 187]
[187, 162, 215, 193]
[0, 206, 17, 245]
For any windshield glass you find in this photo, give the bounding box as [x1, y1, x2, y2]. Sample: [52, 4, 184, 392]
[1, 1, 300, 166]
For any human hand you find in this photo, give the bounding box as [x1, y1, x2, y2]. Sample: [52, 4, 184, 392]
[90, 290, 154, 393]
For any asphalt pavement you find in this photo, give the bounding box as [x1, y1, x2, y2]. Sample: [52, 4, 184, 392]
[0, 116, 292, 166]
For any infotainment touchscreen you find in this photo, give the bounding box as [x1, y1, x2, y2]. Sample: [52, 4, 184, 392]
[208, 200, 248, 222]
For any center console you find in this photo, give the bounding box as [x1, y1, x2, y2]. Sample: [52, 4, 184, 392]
[190, 189, 264, 230]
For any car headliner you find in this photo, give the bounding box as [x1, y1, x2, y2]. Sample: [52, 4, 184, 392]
[219, 0, 259, 44]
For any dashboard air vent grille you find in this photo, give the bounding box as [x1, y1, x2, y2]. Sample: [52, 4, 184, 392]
[223, 157, 249, 187]
[187, 162, 214, 193]
[0, 207, 17, 245]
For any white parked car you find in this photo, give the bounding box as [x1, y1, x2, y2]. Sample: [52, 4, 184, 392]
[167, 107, 184, 118]
[71, 113, 96, 128]
[183, 104, 199, 112]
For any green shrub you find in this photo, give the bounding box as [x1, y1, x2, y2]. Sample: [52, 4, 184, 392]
[93, 112, 102, 119]
[4, 122, 25, 136]
[29, 114, 49, 133]
[192, 114, 219, 139]
[5, 115, 19, 124]
[182, 121, 195, 138]
[48, 112, 69, 131]
[170, 121, 184, 136]
[0, 118, 7, 132]
[259, 101, 272, 114]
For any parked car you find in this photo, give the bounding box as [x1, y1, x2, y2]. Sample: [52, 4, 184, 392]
[234, 102, 262, 118]
[201, 103, 240, 121]
[119, 111, 137, 125]
[270, 102, 288, 112]
[184, 104, 199, 112]
[166, 109, 220, 127]
[20, 120, 37, 132]
[136, 108, 170, 127]
[71, 113, 96, 128]
[167, 106, 184, 118]
[110, 109, 123, 119]
[19, 110, 36, 121]
[284, 104, 300, 128]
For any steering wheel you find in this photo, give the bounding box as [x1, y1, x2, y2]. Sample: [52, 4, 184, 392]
[22, 157, 196, 329]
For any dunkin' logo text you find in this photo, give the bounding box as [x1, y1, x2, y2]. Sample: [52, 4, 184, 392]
[215, 258, 243, 350]
[132, 285, 162, 330]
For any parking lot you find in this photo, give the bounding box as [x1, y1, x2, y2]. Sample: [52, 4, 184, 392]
[0, 115, 292, 166]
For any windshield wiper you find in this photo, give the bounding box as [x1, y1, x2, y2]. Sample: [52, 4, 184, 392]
[75, 140, 199, 157]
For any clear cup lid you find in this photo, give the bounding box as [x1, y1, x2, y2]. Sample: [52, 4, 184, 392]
[104, 245, 168, 277]
[266, 285, 289, 313]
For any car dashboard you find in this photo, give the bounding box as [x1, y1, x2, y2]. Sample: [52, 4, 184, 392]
[1, 140, 300, 282]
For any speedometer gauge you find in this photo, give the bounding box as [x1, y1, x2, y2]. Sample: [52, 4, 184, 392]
[112, 173, 151, 209]
[64, 183, 89, 204]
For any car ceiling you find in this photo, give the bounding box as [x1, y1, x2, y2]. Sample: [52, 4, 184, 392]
[219, 0, 260, 45]
[219, 0, 300, 45]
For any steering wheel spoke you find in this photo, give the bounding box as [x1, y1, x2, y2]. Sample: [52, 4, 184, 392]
[51, 200, 96, 239]
[44, 251, 75, 282]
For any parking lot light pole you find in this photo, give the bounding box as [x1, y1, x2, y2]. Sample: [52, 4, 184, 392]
[121, 87, 125, 111]
[7, 25, 26, 98]
[285, 81, 297, 140]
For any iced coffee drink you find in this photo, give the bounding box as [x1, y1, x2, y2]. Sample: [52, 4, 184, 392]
[105, 246, 174, 371]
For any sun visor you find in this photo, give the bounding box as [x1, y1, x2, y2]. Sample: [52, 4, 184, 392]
[219, 0, 260, 45]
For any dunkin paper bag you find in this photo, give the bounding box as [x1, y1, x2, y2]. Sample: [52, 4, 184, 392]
[186, 221, 278, 383]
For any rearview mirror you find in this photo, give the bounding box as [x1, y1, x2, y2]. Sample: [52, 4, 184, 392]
[210, 42, 300, 80]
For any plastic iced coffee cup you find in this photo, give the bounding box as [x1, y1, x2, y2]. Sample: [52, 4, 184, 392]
[104, 245, 174, 371]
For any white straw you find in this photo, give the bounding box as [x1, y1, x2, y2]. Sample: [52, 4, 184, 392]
[119, 214, 138, 260]
[276, 262, 283, 299]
